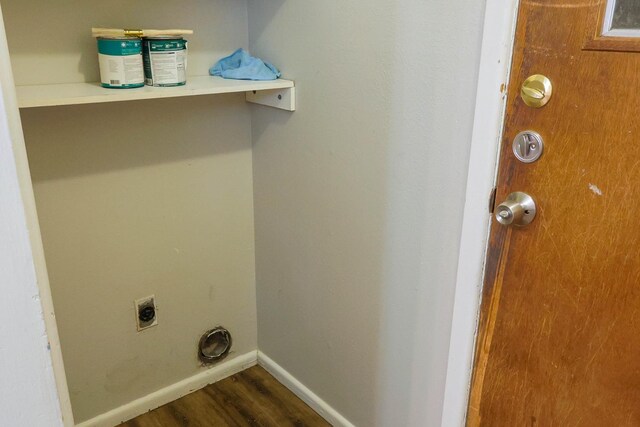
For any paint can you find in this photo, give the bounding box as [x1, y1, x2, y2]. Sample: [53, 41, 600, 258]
[142, 37, 188, 87]
[97, 37, 144, 89]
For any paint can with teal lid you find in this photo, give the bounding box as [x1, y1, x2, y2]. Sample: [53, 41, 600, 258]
[142, 37, 187, 87]
[97, 37, 144, 89]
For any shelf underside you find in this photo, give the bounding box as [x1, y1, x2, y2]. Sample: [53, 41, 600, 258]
[16, 76, 295, 109]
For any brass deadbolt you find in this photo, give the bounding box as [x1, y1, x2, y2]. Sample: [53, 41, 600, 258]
[521, 74, 553, 108]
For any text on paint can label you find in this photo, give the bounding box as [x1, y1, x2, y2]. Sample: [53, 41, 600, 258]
[97, 38, 144, 89]
[143, 38, 187, 87]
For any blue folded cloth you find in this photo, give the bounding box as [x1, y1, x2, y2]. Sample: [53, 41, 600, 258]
[210, 49, 281, 81]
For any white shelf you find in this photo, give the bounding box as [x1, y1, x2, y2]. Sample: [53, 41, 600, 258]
[16, 76, 295, 109]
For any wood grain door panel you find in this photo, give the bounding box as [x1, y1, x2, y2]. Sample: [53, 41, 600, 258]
[468, 1, 640, 426]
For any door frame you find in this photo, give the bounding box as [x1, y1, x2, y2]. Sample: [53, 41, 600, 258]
[440, 0, 520, 425]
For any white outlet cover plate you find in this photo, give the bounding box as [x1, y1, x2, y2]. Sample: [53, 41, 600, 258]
[134, 295, 158, 331]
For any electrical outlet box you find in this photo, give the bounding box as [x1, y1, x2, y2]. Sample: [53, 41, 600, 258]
[135, 295, 157, 331]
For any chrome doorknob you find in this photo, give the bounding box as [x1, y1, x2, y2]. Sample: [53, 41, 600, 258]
[495, 192, 536, 226]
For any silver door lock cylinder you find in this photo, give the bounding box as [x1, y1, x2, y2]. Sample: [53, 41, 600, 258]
[513, 131, 544, 163]
[495, 192, 536, 227]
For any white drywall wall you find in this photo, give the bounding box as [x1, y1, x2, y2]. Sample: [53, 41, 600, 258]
[0, 13, 63, 427]
[2, 0, 259, 423]
[2, 0, 248, 85]
[22, 96, 258, 423]
[0, 99, 64, 427]
[248, 1, 486, 425]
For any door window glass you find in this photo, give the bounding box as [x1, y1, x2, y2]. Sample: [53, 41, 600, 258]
[604, 0, 640, 36]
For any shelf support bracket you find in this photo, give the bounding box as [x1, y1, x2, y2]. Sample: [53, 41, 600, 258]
[246, 87, 296, 111]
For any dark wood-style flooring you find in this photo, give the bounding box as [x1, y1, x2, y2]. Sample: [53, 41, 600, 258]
[119, 366, 331, 427]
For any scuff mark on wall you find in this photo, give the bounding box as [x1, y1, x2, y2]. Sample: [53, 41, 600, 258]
[104, 357, 142, 393]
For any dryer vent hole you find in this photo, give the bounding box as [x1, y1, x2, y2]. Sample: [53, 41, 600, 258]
[199, 327, 232, 364]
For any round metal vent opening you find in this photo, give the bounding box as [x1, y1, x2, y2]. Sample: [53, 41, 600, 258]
[198, 327, 232, 364]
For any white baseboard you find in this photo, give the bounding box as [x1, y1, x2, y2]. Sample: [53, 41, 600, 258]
[76, 350, 353, 427]
[76, 350, 258, 427]
[257, 351, 355, 427]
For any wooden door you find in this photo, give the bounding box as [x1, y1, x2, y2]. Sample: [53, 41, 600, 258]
[468, 1, 640, 426]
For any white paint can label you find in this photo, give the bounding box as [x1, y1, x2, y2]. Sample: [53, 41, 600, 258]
[143, 38, 187, 87]
[97, 38, 144, 89]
